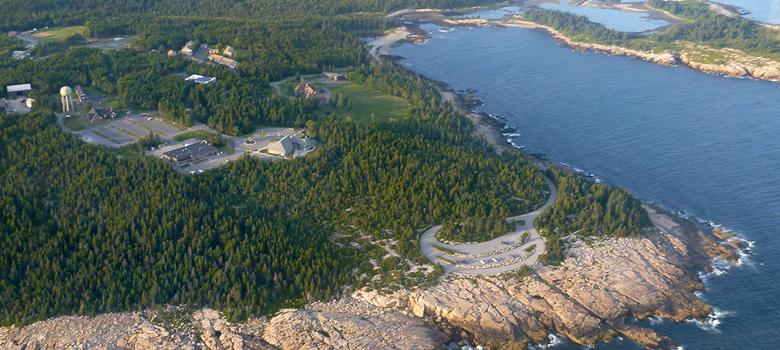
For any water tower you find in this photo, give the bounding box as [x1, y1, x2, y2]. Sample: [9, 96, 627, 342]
[60, 86, 74, 113]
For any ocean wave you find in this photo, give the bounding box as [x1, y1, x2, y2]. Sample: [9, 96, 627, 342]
[649, 315, 665, 325]
[529, 334, 565, 349]
[685, 307, 733, 332]
[668, 213, 755, 271]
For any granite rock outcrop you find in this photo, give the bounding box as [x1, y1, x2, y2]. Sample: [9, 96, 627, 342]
[0, 207, 739, 350]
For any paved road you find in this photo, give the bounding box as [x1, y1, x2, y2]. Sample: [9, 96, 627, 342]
[420, 176, 558, 275]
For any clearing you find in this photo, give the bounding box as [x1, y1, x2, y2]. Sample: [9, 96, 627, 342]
[320, 82, 410, 123]
[33, 26, 86, 44]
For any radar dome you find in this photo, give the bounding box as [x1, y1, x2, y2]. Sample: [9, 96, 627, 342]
[60, 86, 72, 96]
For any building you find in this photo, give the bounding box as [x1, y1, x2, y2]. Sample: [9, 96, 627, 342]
[74, 85, 108, 104]
[75, 85, 88, 102]
[324, 72, 346, 81]
[185, 74, 217, 84]
[294, 83, 328, 103]
[167, 50, 177, 57]
[6, 83, 31, 98]
[222, 45, 234, 57]
[208, 54, 237, 69]
[161, 141, 218, 164]
[87, 107, 116, 123]
[267, 135, 295, 157]
[181, 41, 196, 56]
[208, 48, 219, 54]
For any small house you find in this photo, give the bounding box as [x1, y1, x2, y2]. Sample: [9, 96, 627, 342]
[324, 72, 346, 81]
[181, 41, 196, 56]
[87, 107, 116, 123]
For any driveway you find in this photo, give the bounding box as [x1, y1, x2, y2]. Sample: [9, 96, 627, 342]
[420, 176, 558, 275]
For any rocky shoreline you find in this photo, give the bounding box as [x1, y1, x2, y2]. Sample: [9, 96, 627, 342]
[0, 204, 746, 350]
[518, 20, 780, 81]
[0, 16, 755, 350]
[396, 9, 780, 82]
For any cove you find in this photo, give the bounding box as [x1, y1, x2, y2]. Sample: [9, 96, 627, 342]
[393, 25, 780, 349]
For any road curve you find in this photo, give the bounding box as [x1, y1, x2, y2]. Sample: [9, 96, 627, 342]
[419, 176, 557, 275]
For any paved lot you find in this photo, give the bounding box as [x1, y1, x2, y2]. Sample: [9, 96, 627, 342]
[93, 124, 137, 145]
[57, 111, 317, 172]
[2, 97, 32, 114]
[86, 38, 131, 51]
[113, 120, 149, 138]
[420, 177, 557, 275]
[132, 117, 181, 136]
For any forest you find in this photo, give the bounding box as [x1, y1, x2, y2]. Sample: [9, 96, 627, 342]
[1, 0, 655, 327]
[535, 166, 652, 263]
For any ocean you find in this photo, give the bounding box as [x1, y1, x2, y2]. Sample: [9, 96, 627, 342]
[392, 21, 780, 349]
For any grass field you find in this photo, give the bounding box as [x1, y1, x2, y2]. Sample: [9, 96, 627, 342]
[173, 130, 215, 142]
[34, 26, 86, 44]
[321, 82, 410, 123]
[62, 115, 86, 131]
[280, 81, 299, 96]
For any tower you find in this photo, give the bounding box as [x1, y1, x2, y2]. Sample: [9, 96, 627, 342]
[60, 86, 74, 113]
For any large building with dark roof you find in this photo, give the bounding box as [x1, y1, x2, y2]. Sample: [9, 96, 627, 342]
[161, 141, 219, 164]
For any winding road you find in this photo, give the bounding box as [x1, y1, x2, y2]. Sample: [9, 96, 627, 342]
[419, 176, 557, 275]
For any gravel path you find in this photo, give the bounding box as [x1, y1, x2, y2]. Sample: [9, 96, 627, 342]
[420, 177, 557, 275]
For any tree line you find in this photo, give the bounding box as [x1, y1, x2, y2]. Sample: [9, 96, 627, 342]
[535, 166, 652, 264]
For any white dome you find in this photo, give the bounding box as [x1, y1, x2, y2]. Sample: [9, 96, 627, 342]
[60, 86, 72, 96]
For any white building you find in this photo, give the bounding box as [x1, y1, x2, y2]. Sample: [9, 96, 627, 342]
[267, 135, 294, 157]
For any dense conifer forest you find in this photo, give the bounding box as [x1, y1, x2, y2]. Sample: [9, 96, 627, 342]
[1, 0, 653, 326]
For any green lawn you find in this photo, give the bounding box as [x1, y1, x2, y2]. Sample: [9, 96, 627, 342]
[34, 26, 86, 44]
[280, 80, 299, 96]
[173, 130, 215, 142]
[321, 82, 410, 123]
[62, 115, 86, 131]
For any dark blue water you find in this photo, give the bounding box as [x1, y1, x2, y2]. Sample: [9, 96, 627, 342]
[393, 26, 780, 349]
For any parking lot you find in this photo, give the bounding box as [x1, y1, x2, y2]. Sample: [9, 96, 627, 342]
[92, 124, 138, 145]
[57, 112, 316, 173]
[132, 116, 182, 136]
[2, 97, 32, 114]
[86, 38, 131, 51]
[113, 120, 150, 138]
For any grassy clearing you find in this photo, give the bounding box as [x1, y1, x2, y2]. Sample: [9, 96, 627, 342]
[62, 115, 86, 131]
[320, 82, 410, 123]
[220, 139, 235, 155]
[34, 26, 86, 44]
[173, 130, 215, 142]
[280, 80, 299, 96]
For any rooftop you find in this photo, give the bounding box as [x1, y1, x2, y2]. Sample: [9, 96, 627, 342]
[6, 84, 31, 93]
[185, 74, 217, 84]
[163, 141, 219, 162]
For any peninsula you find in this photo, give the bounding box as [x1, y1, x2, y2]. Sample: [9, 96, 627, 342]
[381, 1, 780, 82]
[0, 0, 753, 349]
